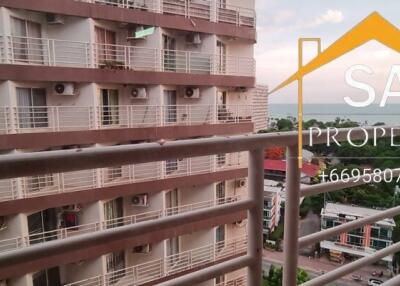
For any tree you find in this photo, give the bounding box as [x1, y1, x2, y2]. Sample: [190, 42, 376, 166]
[263, 266, 309, 286]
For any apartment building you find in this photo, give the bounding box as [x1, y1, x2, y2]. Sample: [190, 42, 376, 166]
[0, 0, 266, 285]
[320, 203, 395, 266]
[263, 180, 282, 240]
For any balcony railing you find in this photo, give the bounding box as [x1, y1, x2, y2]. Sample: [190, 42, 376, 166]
[0, 196, 241, 254]
[216, 276, 247, 286]
[2, 128, 400, 285]
[0, 35, 255, 76]
[64, 236, 247, 286]
[75, 0, 256, 27]
[0, 152, 245, 202]
[0, 104, 253, 135]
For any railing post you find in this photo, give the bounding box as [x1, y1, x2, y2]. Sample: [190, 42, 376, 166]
[247, 148, 264, 286]
[283, 145, 301, 286]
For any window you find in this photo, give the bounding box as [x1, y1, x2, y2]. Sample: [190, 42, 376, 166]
[106, 251, 125, 284]
[166, 236, 180, 264]
[104, 198, 123, 228]
[264, 199, 272, 210]
[216, 276, 225, 284]
[216, 41, 226, 74]
[28, 209, 58, 244]
[164, 90, 177, 123]
[100, 89, 119, 126]
[264, 210, 271, 219]
[370, 226, 391, 240]
[95, 27, 117, 65]
[216, 182, 225, 204]
[216, 225, 225, 244]
[165, 189, 179, 215]
[17, 88, 48, 129]
[163, 34, 176, 71]
[33, 267, 60, 286]
[11, 17, 42, 63]
[370, 239, 389, 250]
[348, 227, 364, 236]
[347, 235, 363, 246]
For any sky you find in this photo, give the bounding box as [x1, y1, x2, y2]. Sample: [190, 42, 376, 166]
[255, 0, 400, 104]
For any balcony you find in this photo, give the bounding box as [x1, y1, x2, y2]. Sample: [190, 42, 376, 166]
[0, 152, 245, 202]
[0, 105, 253, 135]
[0, 35, 255, 77]
[75, 0, 256, 28]
[0, 196, 241, 254]
[216, 276, 246, 286]
[2, 128, 400, 285]
[64, 236, 246, 286]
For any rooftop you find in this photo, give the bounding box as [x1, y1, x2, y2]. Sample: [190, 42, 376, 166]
[322, 202, 396, 227]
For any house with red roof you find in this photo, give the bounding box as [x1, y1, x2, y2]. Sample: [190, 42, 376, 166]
[264, 159, 320, 184]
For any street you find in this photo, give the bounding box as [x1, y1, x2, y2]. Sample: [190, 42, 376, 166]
[263, 248, 390, 286]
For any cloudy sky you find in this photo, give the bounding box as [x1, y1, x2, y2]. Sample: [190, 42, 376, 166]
[255, 0, 400, 104]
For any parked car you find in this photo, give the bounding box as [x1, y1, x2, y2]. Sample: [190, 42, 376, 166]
[368, 278, 384, 286]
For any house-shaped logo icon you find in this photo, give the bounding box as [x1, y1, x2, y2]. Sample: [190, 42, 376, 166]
[270, 12, 400, 167]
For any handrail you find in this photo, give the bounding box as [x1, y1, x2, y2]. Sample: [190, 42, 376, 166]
[1, 127, 398, 179]
[1, 128, 400, 284]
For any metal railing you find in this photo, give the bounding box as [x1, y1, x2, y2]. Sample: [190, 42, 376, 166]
[0, 152, 245, 202]
[0, 35, 255, 76]
[0, 105, 253, 135]
[216, 276, 247, 286]
[64, 236, 247, 286]
[1, 128, 400, 285]
[75, 0, 256, 27]
[0, 196, 241, 254]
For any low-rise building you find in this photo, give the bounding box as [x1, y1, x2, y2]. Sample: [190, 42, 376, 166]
[320, 203, 395, 266]
[263, 180, 282, 240]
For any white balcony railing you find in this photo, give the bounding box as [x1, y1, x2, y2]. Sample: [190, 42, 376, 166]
[0, 152, 246, 202]
[64, 236, 247, 286]
[216, 276, 247, 286]
[0, 196, 241, 254]
[76, 0, 256, 27]
[0, 105, 253, 135]
[0, 35, 255, 76]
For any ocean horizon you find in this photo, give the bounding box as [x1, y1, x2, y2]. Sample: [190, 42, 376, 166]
[269, 103, 400, 126]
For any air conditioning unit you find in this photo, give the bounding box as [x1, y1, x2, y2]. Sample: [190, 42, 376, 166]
[46, 13, 65, 25]
[186, 33, 202, 45]
[54, 83, 75, 95]
[131, 87, 147, 99]
[131, 194, 148, 206]
[0, 217, 6, 232]
[133, 244, 152, 254]
[184, 87, 200, 99]
[235, 179, 246, 188]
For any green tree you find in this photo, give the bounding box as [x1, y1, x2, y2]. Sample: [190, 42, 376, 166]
[263, 266, 309, 286]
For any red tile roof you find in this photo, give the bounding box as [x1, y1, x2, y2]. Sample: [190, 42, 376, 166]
[264, 159, 320, 177]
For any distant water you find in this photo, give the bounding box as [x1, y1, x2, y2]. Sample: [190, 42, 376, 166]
[269, 104, 400, 126]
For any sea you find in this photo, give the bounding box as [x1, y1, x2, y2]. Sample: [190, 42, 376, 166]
[268, 104, 400, 126]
